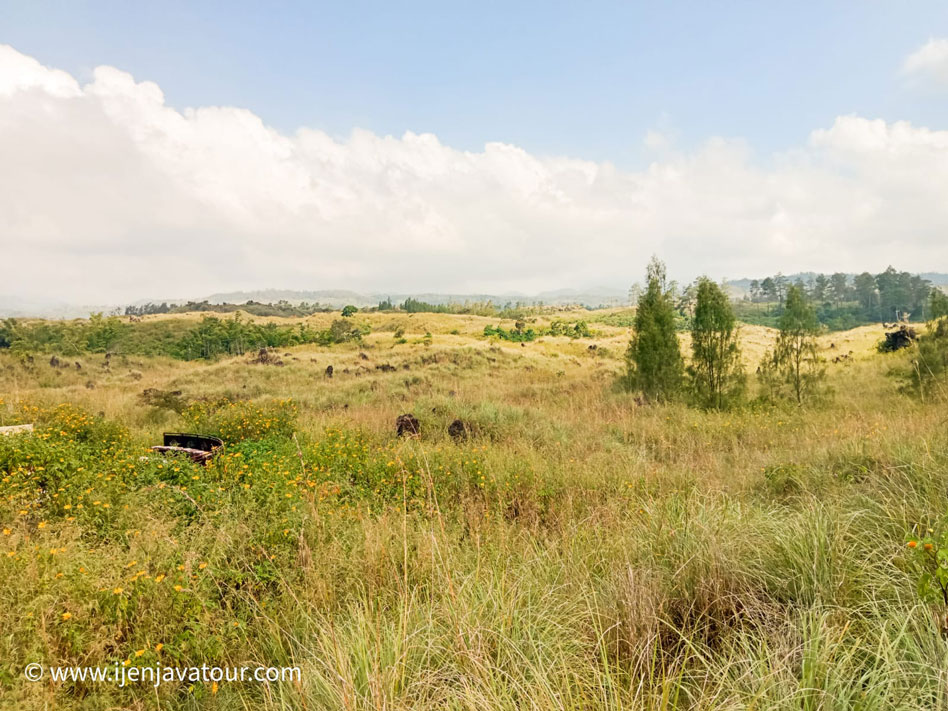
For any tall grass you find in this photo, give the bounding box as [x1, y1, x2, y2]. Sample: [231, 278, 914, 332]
[0, 314, 946, 709]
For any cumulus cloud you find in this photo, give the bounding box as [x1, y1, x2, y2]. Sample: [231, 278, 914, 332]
[1, 44, 947, 304]
[903, 37, 948, 84]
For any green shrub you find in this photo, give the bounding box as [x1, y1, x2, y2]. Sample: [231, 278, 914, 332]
[182, 399, 297, 443]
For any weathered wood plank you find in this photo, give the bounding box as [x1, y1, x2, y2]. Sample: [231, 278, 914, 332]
[0, 424, 34, 436]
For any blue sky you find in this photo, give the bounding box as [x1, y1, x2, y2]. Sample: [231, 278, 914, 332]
[1, 2, 948, 303]
[3, 1, 946, 167]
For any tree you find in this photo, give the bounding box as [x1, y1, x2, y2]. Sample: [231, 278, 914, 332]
[628, 283, 643, 307]
[853, 272, 876, 315]
[624, 257, 683, 401]
[759, 285, 825, 405]
[830, 273, 849, 308]
[773, 273, 789, 302]
[749, 280, 761, 302]
[812, 274, 830, 303]
[688, 278, 745, 409]
[341, 305, 359, 317]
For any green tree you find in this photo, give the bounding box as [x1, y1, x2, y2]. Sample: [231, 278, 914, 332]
[853, 272, 876, 315]
[908, 289, 948, 400]
[759, 285, 825, 405]
[830, 273, 849, 308]
[341, 305, 359, 317]
[688, 278, 745, 409]
[624, 257, 683, 401]
[812, 273, 830, 303]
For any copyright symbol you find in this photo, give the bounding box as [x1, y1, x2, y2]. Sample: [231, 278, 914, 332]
[24, 663, 43, 681]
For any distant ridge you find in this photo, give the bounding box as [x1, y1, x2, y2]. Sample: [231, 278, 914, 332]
[2, 274, 945, 318]
[200, 287, 630, 309]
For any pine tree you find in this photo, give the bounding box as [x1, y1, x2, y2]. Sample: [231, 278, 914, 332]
[688, 278, 745, 409]
[624, 257, 683, 401]
[759, 284, 825, 405]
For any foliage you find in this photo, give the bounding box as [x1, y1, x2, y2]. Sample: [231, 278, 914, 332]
[745, 267, 933, 330]
[181, 399, 298, 443]
[483, 322, 537, 342]
[126, 300, 335, 317]
[624, 257, 683, 400]
[0, 314, 365, 362]
[8, 307, 948, 707]
[589, 309, 637, 328]
[907, 514, 948, 629]
[905, 290, 948, 399]
[340, 305, 359, 317]
[758, 285, 826, 405]
[688, 278, 745, 409]
[547, 319, 592, 338]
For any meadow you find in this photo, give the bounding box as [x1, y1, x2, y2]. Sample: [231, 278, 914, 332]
[1, 309, 947, 710]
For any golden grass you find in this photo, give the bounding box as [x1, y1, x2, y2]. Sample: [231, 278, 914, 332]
[1, 310, 946, 709]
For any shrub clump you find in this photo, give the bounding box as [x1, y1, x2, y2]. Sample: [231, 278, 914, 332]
[182, 399, 298, 443]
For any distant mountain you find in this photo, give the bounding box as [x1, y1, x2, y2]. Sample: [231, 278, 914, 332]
[203, 287, 630, 309]
[0, 295, 116, 319]
[2, 287, 630, 317]
[202, 289, 375, 308]
[5, 273, 946, 318]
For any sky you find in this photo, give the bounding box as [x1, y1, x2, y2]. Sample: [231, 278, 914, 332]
[1, 1, 948, 304]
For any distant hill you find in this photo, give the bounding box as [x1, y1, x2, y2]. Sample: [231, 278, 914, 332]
[202, 287, 631, 309]
[4, 273, 945, 318]
[202, 289, 375, 308]
[0, 295, 117, 319]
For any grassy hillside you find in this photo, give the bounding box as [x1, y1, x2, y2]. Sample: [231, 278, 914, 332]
[1, 311, 946, 709]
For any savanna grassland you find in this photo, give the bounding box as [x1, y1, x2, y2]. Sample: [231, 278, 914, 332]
[1, 309, 947, 710]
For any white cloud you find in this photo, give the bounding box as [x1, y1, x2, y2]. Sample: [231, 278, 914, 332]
[903, 37, 948, 84]
[1, 45, 947, 304]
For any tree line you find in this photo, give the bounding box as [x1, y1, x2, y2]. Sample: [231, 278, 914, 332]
[624, 258, 948, 408]
[0, 313, 365, 361]
[746, 268, 933, 324]
[125, 300, 336, 318]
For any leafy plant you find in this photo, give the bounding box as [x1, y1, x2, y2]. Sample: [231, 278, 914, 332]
[624, 256, 683, 401]
[907, 517, 948, 632]
[182, 399, 298, 443]
[758, 285, 826, 405]
[688, 278, 745, 409]
[483, 324, 536, 342]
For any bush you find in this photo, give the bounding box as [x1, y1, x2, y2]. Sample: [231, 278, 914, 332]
[182, 399, 298, 443]
[484, 323, 536, 342]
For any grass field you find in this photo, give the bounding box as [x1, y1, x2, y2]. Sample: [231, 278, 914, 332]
[1, 310, 947, 710]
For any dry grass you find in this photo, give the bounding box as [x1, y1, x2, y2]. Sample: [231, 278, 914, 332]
[0, 310, 946, 709]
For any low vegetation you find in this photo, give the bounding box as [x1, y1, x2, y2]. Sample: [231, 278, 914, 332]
[1, 290, 948, 709]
